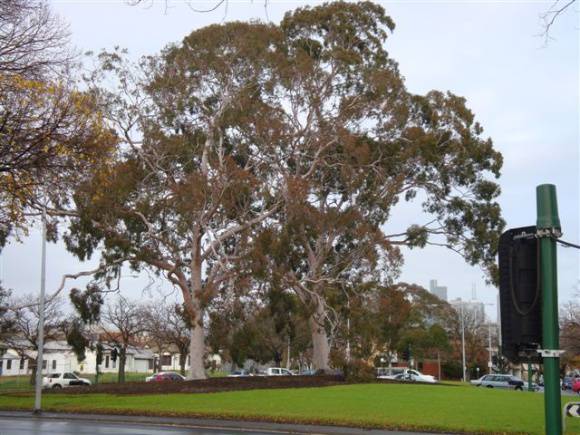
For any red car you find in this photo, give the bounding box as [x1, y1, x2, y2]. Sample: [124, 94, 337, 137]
[572, 378, 580, 394]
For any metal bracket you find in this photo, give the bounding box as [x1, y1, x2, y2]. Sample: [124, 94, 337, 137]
[536, 228, 562, 239]
[537, 349, 565, 357]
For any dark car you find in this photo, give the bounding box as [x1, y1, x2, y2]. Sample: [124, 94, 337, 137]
[146, 372, 185, 382]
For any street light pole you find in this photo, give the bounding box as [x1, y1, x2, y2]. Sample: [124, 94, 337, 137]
[488, 322, 492, 374]
[483, 302, 495, 375]
[33, 206, 47, 414]
[460, 300, 466, 383]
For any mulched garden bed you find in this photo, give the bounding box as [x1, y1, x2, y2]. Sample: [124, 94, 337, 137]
[47, 374, 349, 395]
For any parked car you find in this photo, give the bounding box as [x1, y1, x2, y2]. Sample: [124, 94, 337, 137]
[145, 372, 185, 382]
[572, 378, 580, 394]
[42, 372, 91, 389]
[376, 367, 406, 379]
[228, 369, 251, 377]
[261, 367, 293, 376]
[377, 367, 436, 383]
[471, 374, 524, 390]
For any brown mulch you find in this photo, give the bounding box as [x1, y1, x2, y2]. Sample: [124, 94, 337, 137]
[46, 375, 350, 395]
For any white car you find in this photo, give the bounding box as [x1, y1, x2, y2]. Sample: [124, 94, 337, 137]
[42, 372, 91, 389]
[377, 368, 437, 383]
[260, 367, 293, 376]
[404, 369, 437, 383]
[376, 367, 406, 379]
[228, 369, 252, 377]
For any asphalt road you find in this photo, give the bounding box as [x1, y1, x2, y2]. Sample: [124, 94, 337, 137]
[0, 417, 259, 434]
[0, 413, 438, 435]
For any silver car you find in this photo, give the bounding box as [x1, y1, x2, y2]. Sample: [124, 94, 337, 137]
[471, 374, 524, 390]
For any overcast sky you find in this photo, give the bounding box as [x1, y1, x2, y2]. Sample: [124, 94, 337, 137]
[1, 0, 578, 321]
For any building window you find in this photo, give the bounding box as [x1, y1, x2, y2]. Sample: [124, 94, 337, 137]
[6, 359, 11, 370]
[161, 355, 172, 366]
[42, 360, 47, 370]
[20, 359, 25, 370]
[105, 355, 109, 368]
[52, 360, 56, 370]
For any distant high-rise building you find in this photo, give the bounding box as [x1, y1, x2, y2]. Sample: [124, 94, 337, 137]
[429, 279, 448, 301]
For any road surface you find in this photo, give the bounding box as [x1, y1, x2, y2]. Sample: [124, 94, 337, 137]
[0, 412, 440, 435]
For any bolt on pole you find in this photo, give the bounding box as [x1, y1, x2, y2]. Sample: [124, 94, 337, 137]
[536, 184, 562, 435]
[33, 206, 47, 414]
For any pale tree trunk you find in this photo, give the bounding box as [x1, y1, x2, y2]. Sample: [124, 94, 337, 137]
[309, 300, 330, 372]
[188, 229, 207, 380]
[189, 321, 205, 379]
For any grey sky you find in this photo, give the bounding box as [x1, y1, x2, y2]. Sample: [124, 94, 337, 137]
[1, 0, 578, 321]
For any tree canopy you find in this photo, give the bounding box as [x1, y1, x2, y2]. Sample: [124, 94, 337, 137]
[64, 1, 504, 376]
[0, 1, 116, 248]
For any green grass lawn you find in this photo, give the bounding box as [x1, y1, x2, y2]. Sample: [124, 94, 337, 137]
[0, 372, 151, 392]
[1, 383, 579, 434]
[0, 375, 32, 392]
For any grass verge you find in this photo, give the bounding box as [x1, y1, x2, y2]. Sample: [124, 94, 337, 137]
[0, 383, 579, 434]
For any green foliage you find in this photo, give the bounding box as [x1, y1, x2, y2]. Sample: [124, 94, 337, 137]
[69, 284, 104, 324]
[226, 293, 310, 368]
[0, 285, 14, 339]
[343, 360, 376, 382]
[442, 360, 463, 380]
[65, 319, 89, 363]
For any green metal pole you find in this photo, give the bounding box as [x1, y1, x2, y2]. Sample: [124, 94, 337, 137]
[536, 184, 562, 435]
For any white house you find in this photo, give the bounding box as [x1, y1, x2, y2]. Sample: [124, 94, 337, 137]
[0, 340, 155, 376]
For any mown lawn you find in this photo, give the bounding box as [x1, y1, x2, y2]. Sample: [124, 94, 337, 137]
[0, 371, 227, 392]
[1, 383, 579, 434]
[0, 372, 149, 392]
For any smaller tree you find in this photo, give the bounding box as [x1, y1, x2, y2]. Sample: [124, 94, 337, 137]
[66, 284, 104, 382]
[101, 296, 145, 383]
[0, 285, 15, 342]
[142, 301, 191, 374]
[560, 302, 580, 369]
[4, 294, 63, 383]
[165, 305, 191, 375]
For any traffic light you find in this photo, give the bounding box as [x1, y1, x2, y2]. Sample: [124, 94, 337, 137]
[111, 347, 118, 362]
[498, 226, 542, 363]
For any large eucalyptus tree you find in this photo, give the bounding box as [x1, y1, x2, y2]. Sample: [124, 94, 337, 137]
[252, 2, 504, 370]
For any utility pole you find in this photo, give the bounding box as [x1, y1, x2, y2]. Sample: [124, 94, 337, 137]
[536, 184, 562, 435]
[33, 206, 47, 414]
[460, 299, 466, 382]
[488, 322, 493, 374]
[346, 298, 351, 363]
[483, 302, 495, 375]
